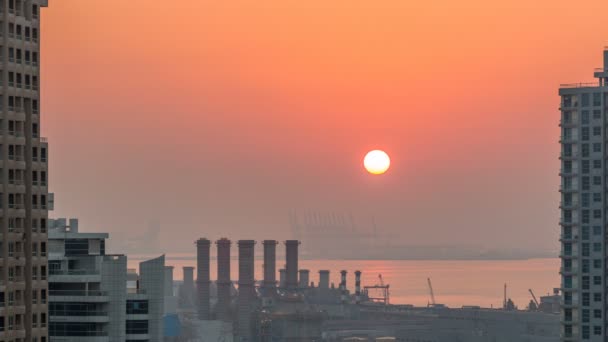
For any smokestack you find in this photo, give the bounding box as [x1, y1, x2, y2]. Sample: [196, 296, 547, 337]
[279, 269, 286, 288]
[299, 269, 310, 289]
[182, 267, 194, 302]
[355, 270, 361, 304]
[319, 270, 330, 289]
[340, 270, 347, 303]
[262, 240, 278, 295]
[216, 238, 232, 321]
[285, 240, 300, 290]
[237, 240, 256, 340]
[196, 238, 211, 320]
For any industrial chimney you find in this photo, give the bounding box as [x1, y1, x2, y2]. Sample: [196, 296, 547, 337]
[285, 240, 300, 290]
[237, 240, 256, 340]
[340, 270, 348, 303]
[319, 270, 330, 289]
[262, 240, 278, 295]
[279, 269, 286, 288]
[196, 238, 211, 320]
[216, 238, 232, 321]
[355, 270, 362, 304]
[299, 269, 310, 289]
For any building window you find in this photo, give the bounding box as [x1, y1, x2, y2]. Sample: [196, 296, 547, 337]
[594, 309, 602, 318]
[593, 93, 601, 106]
[582, 259, 590, 273]
[593, 109, 601, 119]
[583, 309, 590, 322]
[583, 243, 590, 256]
[593, 177, 601, 186]
[594, 326, 602, 335]
[593, 193, 601, 202]
[126, 320, 149, 334]
[582, 276, 590, 290]
[582, 160, 590, 173]
[593, 276, 601, 285]
[593, 126, 601, 136]
[583, 325, 590, 339]
[582, 226, 590, 240]
[582, 127, 590, 140]
[593, 293, 601, 302]
[593, 244, 602, 253]
[583, 292, 590, 306]
[582, 94, 590, 107]
[594, 259, 602, 268]
[593, 226, 601, 235]
[126, 300, 148, 314]
[593, 143, 601, 152]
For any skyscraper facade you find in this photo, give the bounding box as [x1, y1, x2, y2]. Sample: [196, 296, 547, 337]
[1, 1, 50, 341]
[559, 48, 608, 341]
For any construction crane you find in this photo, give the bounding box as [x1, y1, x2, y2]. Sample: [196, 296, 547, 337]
[427, 278, 436, 306]
[529, 289, 540, 307]
[364, 274, 390, 305]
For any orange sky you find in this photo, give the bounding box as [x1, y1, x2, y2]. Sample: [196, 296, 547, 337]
[40, 0, 608, 253]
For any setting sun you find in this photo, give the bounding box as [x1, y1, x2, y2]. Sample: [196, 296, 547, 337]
[364, 150, 390, 175]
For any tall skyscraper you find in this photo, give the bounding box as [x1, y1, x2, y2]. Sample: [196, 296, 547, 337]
[559, 48, 608, 341]
[1, 1, 50, 341]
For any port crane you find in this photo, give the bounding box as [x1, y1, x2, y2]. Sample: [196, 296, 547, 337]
[528, 289, 540, 310]
[428, 278, 436, 306]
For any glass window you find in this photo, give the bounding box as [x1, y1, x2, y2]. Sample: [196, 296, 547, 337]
[593, 109, 602, 119]
[593, 160, 601, 169]
[582, 160, 590, 173]
[593, 126, 601, 136]
[582, 94, 590, 107]
[593, 276, 601, 285]
[593, 93, 601, 106]
[583, 292, 590, 306]
[582, 127, 590, 140]
[592, 193, 601, 202]
[594, 292, 602, 302]
[593, 143, 601, 152]
[583, 309, 590, 322]
[582, 193, 590, 207]
[593, 226, 602, 235]
[594, 326, 602, 335]
[582, 110, 590, 123]
[594, 309, 602, 318]
[594, 259, 602, 268]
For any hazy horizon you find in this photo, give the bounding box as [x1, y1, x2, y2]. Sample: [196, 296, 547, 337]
[41, 0, 608, 256]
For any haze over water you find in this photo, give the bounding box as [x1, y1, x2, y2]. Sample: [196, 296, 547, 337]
[128, 256, 559, 308]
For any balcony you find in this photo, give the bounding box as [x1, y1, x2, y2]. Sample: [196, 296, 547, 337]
[49, 290, 108, 302]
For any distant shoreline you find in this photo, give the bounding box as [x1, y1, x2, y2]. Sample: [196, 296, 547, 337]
[126, 254, 557, 261]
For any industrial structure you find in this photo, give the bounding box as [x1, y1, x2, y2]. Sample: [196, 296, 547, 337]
[196, 238, 211, 320]
[174, 237, 560, 341]
[216, 238, 232, 322]
[0, 1, 51, 341]
[558, 47, 608, 341]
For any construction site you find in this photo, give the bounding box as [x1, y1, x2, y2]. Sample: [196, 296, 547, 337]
[168, 238, 560, 342]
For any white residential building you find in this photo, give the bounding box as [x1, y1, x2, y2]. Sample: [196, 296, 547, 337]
[47, 218, 165, 342]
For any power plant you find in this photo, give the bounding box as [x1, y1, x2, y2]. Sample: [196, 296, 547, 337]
[177, 238, 559, 342]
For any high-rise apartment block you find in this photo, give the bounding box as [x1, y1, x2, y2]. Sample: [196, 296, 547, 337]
[559, 48, 608, 341]
[0, 1, 50, 341]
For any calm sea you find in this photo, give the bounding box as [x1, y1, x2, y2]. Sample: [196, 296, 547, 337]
[128, 256, 559, 309]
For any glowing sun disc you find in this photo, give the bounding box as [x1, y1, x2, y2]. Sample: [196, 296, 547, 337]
[364, 150, 390, 175]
